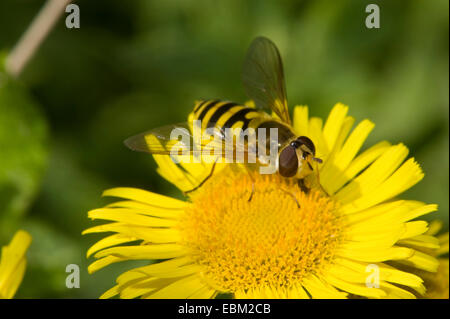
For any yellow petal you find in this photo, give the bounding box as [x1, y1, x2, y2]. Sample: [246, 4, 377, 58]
[398, 235, 440, 250]
[340, 158, 424, 214]
[334, 141, 391, 193]
[321, 120, 375, 194]
[337, 246, 413, 262]
[87, 233, 138, 258]
[308, 117, 328, 159]
[292, 105, 309, 136]
[129, 262, 201, 279]
[333, 258, 424, 291]
[381, 282, 417, 299]
[88, 255, 124, 274]
[336, 143, 409, 205]
[87, 208, 178, 226]
[188, 285, 217, 299]
[83, 223, 181, 243]
[122, 278, 171, 299]
[143, 275, 208, 299]
[100, 285, 120, 299]
[302, 275, 347, 299]
[103, 188, 186, 209]
[397, 250, 439, 272]
[0, 230, 32, 299]
[106, 200, 183, 219]
[289, 285, 310, 299]
[93, 244, 188, 260]
[322, 102, 349, 153]
[324, 274, 386, 298]
[117, 257, 192, 285]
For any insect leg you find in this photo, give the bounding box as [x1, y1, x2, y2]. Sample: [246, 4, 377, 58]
[298, 179, 310, 194]
[184, 159, 218, 195]
[313, 161, 329, 196]
[243, 164, 256, 202]
[279, 188, 301, 209]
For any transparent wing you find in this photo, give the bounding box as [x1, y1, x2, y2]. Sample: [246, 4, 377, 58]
[124, 122, 257, 161]
[242, 36, 291, 125]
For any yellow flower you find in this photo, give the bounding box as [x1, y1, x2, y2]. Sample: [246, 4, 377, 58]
[408, 220, 449, 299]
[0, 230, 32, 299]
[84, 103, 444, 299]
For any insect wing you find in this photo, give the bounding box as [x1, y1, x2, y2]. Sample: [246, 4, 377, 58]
[124, 122, 256, 162]
[242, 36, 291, 125]
[125, 122, 194, 155]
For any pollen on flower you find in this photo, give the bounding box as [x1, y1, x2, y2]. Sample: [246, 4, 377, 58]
[178, 167, 343, 293]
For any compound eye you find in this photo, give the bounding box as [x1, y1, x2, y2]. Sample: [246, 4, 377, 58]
[279, 146, 298, 177]
[297, 136, 316, 155]
[290, 140, 300, 148]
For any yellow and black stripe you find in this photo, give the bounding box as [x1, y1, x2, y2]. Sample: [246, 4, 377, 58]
[192, 100, 260, 131]
[190, 99, 296, 146]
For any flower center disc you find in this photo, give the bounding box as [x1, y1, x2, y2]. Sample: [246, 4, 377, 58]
[179, 167, 343, 293]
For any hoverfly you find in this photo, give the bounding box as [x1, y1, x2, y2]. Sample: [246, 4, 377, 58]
[125, 37, 323, 198]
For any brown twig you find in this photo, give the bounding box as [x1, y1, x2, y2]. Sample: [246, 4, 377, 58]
[5, 0, 72, 77]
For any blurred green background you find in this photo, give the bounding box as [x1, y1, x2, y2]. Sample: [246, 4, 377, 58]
[0, 0, 448, 298]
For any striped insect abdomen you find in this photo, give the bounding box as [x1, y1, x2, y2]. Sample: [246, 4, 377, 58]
[191, 99, 265, 131]
[190, 99, 296, 146]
